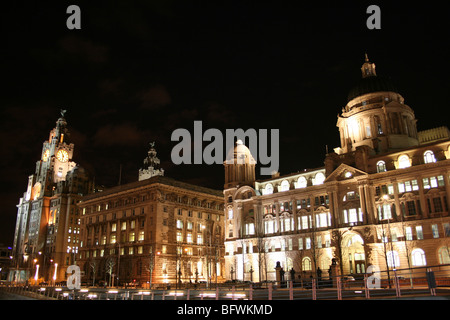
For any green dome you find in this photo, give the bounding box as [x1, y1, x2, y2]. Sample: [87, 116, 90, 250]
[347, 75, 398, 102]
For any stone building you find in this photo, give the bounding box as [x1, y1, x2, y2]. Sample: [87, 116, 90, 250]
[9, 111, 93, 283]
[77, 145, 224, 288]
[224, 55, 450, 282]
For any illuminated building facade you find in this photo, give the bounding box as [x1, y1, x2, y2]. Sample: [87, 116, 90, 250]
[9, 112, 93, 283]
[77, 146, 224, 287]
[224, 56, 450, 282]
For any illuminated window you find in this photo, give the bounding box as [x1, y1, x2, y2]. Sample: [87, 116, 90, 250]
[263, 183, 274, 195]
[297, 176, 307, 188]
[398, 155, 411, 169]
[313, 172, 325, 185]
[411, 248, 426, 266]
[111, 223, 117, 232]
[416, 226, 424, 240]
[245, 222, 255, 235]
[110, 234, 116, 244]
[302, 257, 312, 271]
[129, 232, 135, 242]
[424, 150, 436, 164]
[438, 247, 450, 264]
[387, 251, 400, 268]
[228, 209, 233, 220]
[176, 231, 183, 242]
[377, 161, 387, 173]
[176, 220, 183, 229]
[121, 221, 126, 231]
[139, 231, 144, 241]
[280, 180, 290, 192]
[197, 234, 203, 244]
[186, 233, 193, 243]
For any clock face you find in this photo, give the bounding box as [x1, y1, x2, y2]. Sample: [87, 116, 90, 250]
[56, 149, 69, 162]
[42, 149, 50, 162]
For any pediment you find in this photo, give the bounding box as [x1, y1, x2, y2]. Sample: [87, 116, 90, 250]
[325, 163, 368, 182]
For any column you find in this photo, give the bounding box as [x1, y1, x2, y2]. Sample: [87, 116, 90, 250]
[363, 184, 374, 224]
[358, 184, 367, 224]
[417, 177, 428, 218]
[444, 171, 450, 214]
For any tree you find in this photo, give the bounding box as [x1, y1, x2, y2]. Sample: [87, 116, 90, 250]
[105, 257, 115, 287]
[89, 260, 98, 286]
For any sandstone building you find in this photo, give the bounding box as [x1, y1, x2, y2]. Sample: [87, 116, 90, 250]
[224, 55, 450, 282]
[77, 145, 224, 287]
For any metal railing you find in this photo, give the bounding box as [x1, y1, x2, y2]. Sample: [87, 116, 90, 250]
[2, 264, 449, 300]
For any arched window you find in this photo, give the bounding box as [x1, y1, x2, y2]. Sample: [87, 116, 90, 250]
[377, 160, 387, 173]
[297, 176, 307, 188]
[438, 247, 450, 264]
[263, 183, 273, 195]
[423, 150, 436, 164]
[302, 257, 312, 271]
[280, 180, 290, 192]
[398, 155, 411, 169]
[313, 172, 325, 185]
[387, 251, 400, 268]
[411, 248, 427, 266]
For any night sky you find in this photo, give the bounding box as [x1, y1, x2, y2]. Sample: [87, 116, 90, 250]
[1, 1, 449, 245]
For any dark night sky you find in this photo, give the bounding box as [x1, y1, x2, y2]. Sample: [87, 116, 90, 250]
[1, 1, 449, 245]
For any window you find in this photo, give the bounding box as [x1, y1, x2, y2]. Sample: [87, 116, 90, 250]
[111, 223, 117, 232]
[438, 247, 450, 264]
[377, 161, 387, 173]
[411, 248, 427, 266]
[139, 231, 144, 241]
[316, 212, 331, 227]
[263, 183, 274, 195]
[245, 222, 255, 235]
[343, 208, 363, 224]
[416, 226, 424, 240]
[432, 224, 439, 238]
[302, 257, 312, 271]
[306, 237, 311, 250]
[424, 151, 436, 164]
[297, 176, 307, 188]
[405, 227, 413, 241]
[313, 172, 325, 185]
[228, 209, 233, 220]
[433, 197, 443, 213]
[186, 233, 193, 243]
[121, 221, 126, 231]
[387, 251, 400, 268]
[280, 180, 290, 192]
[197, 234, 203, 245]
[398, 155, 411, 169]
[129, 232, 135, 242]
[176, 231, 183, 242]
[176, 220, 183, 229]
[110, 234, 116, 244]
[378, 204, 392, 220]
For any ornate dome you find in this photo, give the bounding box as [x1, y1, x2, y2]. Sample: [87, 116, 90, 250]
[347, 75, 398, 102]
[347, 54, 399, 102]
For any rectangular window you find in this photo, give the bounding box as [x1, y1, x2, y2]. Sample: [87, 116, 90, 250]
[416, 226, 424, 240]
[423, 178, 430, 189]
[398, 182, 405, 193]
[301, 216, 309, 229]
[432, 224, 439, 238]
[430, 176, 438, 188]
[407, 201, 416, 215]
[186, 233, 192, 243]
[306, 237, 311, 250]
[298, 238, 303, 250]
[405, 227, 413, 241]
[438, 175, 445, 187]
[433, 197, 443, 212]
[139, 231, 144, 241]
[412, 180, 419, 191]
[176, 231, 183, 242]
[176, 220, 183, 229]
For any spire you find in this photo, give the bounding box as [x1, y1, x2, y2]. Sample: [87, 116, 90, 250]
[361, 53, 377, 78]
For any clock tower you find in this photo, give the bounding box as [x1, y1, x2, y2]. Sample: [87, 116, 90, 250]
[10, 110, 93, 284]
